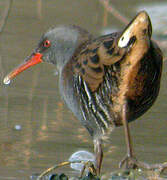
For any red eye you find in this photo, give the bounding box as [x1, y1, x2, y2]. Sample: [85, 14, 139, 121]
[43, 40, 51, 48]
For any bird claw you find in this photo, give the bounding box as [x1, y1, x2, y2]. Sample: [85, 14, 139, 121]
[157, 162, 167, 173]
[119, 156, 167, 175]
[138, 161, 167, 174]
[80, 161, 97, 178]
[119, 155, 138, 170]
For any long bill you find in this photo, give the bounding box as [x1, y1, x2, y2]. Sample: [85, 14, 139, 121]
[3, 53, 43, 85]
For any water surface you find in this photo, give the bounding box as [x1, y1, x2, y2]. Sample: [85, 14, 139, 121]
[0, 0, 167, 179]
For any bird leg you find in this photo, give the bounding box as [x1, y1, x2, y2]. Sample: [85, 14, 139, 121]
[119, 103, 167, 174]
[119, 102, 138, 169]
[94, 138, 103, 175]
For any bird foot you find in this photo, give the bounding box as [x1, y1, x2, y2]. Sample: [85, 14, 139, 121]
[119, 155, 138, 170]
[135, 161, 167, 174]
[119, 156, 167, 174]
[80, 161, 97, 177]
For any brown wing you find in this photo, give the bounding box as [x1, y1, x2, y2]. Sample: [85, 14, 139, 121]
[73, 33, 126, 91]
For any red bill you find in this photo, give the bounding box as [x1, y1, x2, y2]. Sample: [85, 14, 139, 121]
[3, 53, 42, 85]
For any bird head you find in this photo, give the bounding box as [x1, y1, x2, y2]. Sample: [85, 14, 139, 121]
[3, 25, 91, 84]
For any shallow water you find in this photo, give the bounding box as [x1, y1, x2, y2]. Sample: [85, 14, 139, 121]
[0, 0, 167, 179]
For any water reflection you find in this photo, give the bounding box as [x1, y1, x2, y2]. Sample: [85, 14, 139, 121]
[0, 0, 167, 179]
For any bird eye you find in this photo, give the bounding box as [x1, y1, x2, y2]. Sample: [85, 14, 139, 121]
[43, 40, 51, 48]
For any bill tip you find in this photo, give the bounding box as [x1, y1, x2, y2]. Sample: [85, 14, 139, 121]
[3, 76, 11, 85]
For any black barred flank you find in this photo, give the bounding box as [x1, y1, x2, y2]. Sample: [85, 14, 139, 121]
[74, 75, 111, 134]
[74, 62, 121, 135]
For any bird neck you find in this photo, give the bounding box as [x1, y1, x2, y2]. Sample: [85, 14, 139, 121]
[57, 30, 92, 73]
[56, 44, 76, 72]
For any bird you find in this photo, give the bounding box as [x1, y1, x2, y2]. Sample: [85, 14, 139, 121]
[3, 11, 163, 174]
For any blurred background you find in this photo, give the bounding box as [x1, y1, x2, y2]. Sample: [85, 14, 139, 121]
[0, 0, 167, 179]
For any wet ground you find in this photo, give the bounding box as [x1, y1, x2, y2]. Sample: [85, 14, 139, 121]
[0, 0, 167, 179]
